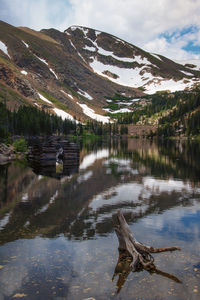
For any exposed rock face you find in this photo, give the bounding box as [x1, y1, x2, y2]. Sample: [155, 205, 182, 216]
[0, 64, 15, 86]
[102, 70, 119, 79]
[0, 143, 12, 155]
[0, 143, 14, 164]
[0, 64, 37, 98]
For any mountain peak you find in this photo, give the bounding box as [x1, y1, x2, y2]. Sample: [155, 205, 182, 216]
[64, 24, 200, 94]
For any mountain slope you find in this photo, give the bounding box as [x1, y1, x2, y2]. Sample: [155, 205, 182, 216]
[63, 25, 200, 94]
[0, 21, 200, 123]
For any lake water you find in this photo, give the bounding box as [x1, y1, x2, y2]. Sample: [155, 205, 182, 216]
[0, 138, 200, 300]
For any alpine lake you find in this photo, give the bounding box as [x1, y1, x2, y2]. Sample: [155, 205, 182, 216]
[0, 137, 200, 300]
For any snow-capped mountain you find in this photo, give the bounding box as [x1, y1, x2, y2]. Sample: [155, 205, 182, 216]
[64, 25, 200, 94]
[0, 21, 200, 123]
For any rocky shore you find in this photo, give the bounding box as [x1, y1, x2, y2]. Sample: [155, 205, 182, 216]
[0, 143, 26, 164]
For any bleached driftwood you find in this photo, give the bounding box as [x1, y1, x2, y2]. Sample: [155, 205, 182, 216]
[114, 210, 180, 272]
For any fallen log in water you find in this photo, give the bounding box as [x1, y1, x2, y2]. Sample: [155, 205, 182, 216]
[113, 210, 181, 292]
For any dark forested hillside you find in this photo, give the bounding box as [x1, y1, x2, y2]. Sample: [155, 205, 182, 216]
[0, 103, 77, 139]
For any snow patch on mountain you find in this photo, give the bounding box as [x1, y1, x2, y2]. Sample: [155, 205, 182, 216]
[0, 41, 10, 58]
[34, 54, 48, 66]
[95, 30, 101, 37]
[60, 90, 74, 99]
[78, 103, 110, 123]
[77, 89, 93, 100]
[77, 52, 87, 63]
[69, 39, 87, 63]
[97, 46, 135, 62]
[70, 26, 77, 31]
[104, 108, 132, 114]
[21, 70, 28, 75]
[49, 67, 58, 79]
[82, 27, 89, 35]
[69, 39, 76, 50]
[175, 59, 200, 71]
[83, 45, 96, 52]
[151, 53, 162, 61]
[131, 98, 140, 102]
[38, 93, 52, 104]
[180, 70, 194, 76]
[145, 78, 196, 94]
[53, 108, 76, 122]
[133, 55, 150, 65]
[90, 57, 151, 87]
[22, 40, 29, 48]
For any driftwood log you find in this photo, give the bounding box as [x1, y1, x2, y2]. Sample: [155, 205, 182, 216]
[113, 210, 181, 292]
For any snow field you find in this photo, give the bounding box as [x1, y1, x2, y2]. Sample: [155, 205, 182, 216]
[53, 108, 76, 122]
[90, 57, 199, 94]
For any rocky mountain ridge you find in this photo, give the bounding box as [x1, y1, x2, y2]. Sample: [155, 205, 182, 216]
[0, 20, 200, 123]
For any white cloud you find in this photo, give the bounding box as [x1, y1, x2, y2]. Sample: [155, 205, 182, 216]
[144, 37, 197, 60]
[68, 1, 199, 37]
[1, 0, 200, 59]
[144, 30, 200, 60]
[1, 0, 73, 31]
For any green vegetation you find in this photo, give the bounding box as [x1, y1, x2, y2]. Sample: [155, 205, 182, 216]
[0, 103, 77, 140]
[103, 93, 139, 112]
[0, 102, 129, 143]
[112, 92, 178, 124]
[104, 102, 119, 111]
[137, 86, 146, 91]
[13, 138, 27, 153]
[103, 89, 200, 139]
[158, 89, 200, 137]
[38, 90, 68, 111]
[106, 92, 135, 101]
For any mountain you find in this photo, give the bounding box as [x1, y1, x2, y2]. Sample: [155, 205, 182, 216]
[0, 20, 200, 123]
[64, 26, 200, 93]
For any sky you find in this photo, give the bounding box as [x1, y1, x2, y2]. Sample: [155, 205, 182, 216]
[1, 0, 200, 61]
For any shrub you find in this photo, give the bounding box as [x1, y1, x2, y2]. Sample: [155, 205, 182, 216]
[13, 138, 28, 153]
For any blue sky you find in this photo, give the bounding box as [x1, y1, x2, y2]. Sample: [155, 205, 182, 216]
[1, 0, 200, 60]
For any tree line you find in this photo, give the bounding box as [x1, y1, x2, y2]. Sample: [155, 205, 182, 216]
[0, 103, 77, 139]
[158, 90, 200, 137]
[0, 103, 128, 141]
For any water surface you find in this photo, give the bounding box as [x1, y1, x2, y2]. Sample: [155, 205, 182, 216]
[0, 138, 200, 299]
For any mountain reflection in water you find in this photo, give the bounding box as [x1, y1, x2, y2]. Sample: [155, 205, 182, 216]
[0, 138, 200, 300]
